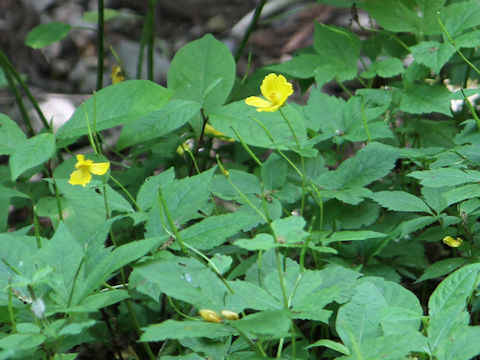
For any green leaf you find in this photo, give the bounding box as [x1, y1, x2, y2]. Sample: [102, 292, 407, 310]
[82, 8, 120, 23]
[316, 142, 399, 190]
[400, 84, 452, 116]
[410, 41, 455, 74]
[209, 102, 307, 151]
[267, 54, 324, 79]
[25, 22, 72, 49]
[444, 184, 480, 206]
[409, 168, 480, 188]
[306, 339, 349, 355]
[370, 191, 432, 213]
[141, 320, 229, 341]
[230, 309, 291, 338]
[56, 80, 172, 141]
[324, 230, 387, 245]
[132, 252, 227, 309]
[439, 0, 480, 38]
[361, 58, 404, 79]
[454, 30, 480, 49]
[225, 280, 283, 312]
[416, 258, 467, 283]
[136, 168, 175, 210]
[167, 34, 235, 114]
[117, 100, 200, 150]
[429, 263, 480, 316]
[9, 133, 55, 181]
[0, 114, 26, 155]
[0, 333, 46, 351]
[313, 23, 360, 83]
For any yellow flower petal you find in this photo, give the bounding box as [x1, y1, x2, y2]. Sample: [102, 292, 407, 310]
[88, 162, 110, 175]
[245, 73, 293, 112]
[442, 236, 463, 248]
[68, 168, 92, 187]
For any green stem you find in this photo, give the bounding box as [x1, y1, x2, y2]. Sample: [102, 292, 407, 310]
[32, 205, 43, 249]
[229, 126, 263, 167]
[109, 175, 142, 211]
[157, 186, 189, 255]
[461, 89, 480, 131]
[336, 80, 354, 97]
[0, 51, 50, 131]
[147, 0, 156, 81]
[7, 279, 16, 333]
[438, 16, 480, 76]
[84, 104, 99, 155]
[234, 0, 267, 63]
[96, 0, 105, 91]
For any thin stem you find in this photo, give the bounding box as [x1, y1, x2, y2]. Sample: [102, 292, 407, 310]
[32, 205, 43, 249]
[7, 279, 16, 333]
[157, 186, 189, 255]
[84, 104, 99, 155]
[0, 51, 50, 131]
[109, 175, 142, 211]
[229, 126, 263, 167]
[461, 89, 480, 130]
[147, 0, 156, 81]
[96, 0, 105, 91]
[234, 0, 267, 63]
[437, 16, 480, 76]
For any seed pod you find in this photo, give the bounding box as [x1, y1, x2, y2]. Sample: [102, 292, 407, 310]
[442, 236, 463, 248]
[221, 310, 239, 320]
[199, 309, 222, 323]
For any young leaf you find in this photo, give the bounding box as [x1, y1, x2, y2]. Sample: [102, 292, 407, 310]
[9, 133, 55, 181]
[25, 22, 72, 49]
[167, 34, 235, 114]
[56, 80, 172, 141]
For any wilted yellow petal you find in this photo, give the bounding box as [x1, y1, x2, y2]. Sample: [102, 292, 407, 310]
[68, 168, 92, 187]
[442, 236, 463, 248]
[245, 96, 272, 109]
[199, 309, 222, 323]
[88, 162, 110, 175]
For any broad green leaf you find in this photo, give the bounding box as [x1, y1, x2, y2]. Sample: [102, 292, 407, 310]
[444, 184, 480, 206]
[56, 80, 172, 141]
[209, 102, 307, 151]
[145, 168, 215, 237]
[421, 186, 449, 213]
[439, 0, 480, 38]
[409, 168, 480, 188]
[136, 168, 175, 210]
[324, 230, 386, 245]
[455, 30, 480, 49]
[141, 320, 230, 341]
[429, 263, 480, 316]
[370, 191, 432, 213]
[313, 23, 360, 83]
[9, 133, 55, 181]
[178, 211, 260, 251]
[395, 215, 437, 238]
[132, 252, 227, 309]
[225, 280, 283, 312]
[361, 57, 404, 79]
[0, 333, 46, 351]
[60, 289, 129, 313]
[400, 84, 452, 116]
[410, 41, 455, 74]
[58, 320, 96, 336]
[117, 100, 200, 150]
[416, 258, 467, 283]
[435, 323, 480, 360]
[0, 185, 29, 200]
[272, 216, 307, 243]
[322, 187, 373, 205]
[230, 309, 291, 338]
[306, 339, 349, 355]
[316, 142, 398, 190]
[267, 54, 325, 79]
[167, 34, 235, 114]
[36, 222, 83, 307]
[261, 154, 288, 191]
[0, 114, 26, 155]
[25, 22, 71, 49]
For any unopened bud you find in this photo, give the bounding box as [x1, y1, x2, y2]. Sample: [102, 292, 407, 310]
[199, 309, 222, 323]
[221, 310, 239, 320]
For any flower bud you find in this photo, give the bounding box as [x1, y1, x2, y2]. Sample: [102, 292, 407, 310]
[221, 310, 239, 320]
[442, 236, 463, 248]
[199, 309, 222, 323]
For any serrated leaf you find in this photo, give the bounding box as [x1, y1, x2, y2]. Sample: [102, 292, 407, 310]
[0, 114, 26, 155]
[231, 309, 291, 338]
[409, 168, 480, 187]
[400, 84, 452, 116]
[167, 34, 235, 114]
[117, 100, 200, 150]
[25, 22, 71, 49]
[370, 191, 432, 213]
[444, 184, 480, 206]
[267, 54, 325, 79]
[316, 142, 399, 190]
[361, 57, 404, 79]
[9, 133, 56, 180]
[416, 258, 467, 283]
[410, 41, 455, 74]
[439, 0, 480, 38]
[56, 80, 172, 141]
[428, 263, 480, 316]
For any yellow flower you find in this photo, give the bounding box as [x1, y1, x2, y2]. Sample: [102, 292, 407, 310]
[245, 73, 293, 112]
[199, 309, 222, 323]
[111, 65, 125, 84]
[176, 142, 191, 156]
[68, 154, 110, 187]
[442, 236, 463, 248]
